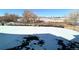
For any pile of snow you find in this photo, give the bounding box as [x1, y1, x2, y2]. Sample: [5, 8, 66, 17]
[0, 26, 79, 50]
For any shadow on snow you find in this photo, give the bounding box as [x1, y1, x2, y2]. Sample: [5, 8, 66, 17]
[0, 33, 79, 50]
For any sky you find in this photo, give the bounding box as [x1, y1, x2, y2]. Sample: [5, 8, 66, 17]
[0, 9, 76, 17]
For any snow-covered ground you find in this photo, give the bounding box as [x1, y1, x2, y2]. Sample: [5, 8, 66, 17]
[0, 26, 79, 50]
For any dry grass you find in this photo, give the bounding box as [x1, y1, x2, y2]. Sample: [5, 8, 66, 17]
[64, 25, 79, 31]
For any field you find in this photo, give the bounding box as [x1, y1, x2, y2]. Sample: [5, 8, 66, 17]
[0, 26, 79, 50]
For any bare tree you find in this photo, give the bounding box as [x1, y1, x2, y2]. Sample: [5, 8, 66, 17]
[65, 10, 79, 25]
[23, 10, 38, 23]
[2, 13, 19, 22]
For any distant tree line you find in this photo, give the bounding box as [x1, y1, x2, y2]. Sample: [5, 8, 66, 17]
[0, 10, 79, 26]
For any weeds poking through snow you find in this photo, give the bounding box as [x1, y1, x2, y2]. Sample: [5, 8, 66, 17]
[7, 35, 45, 50]
[38, 40, 45, 47]
[57, 39, 79, 50]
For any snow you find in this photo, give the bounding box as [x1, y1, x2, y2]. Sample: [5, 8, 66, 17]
[0, 26, 79, 50]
